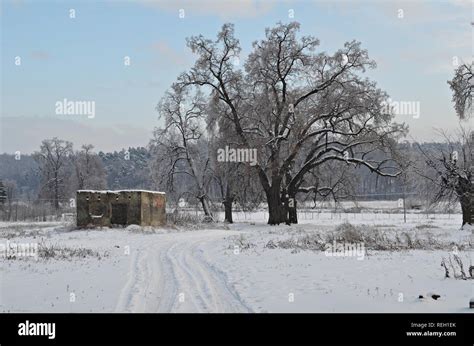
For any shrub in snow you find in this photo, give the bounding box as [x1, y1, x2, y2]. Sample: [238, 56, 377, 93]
[230, 234, 256, 252]
[166, 212, 204, 226]
[441, 254, 474, 280]
[332, 222, 364, 243]
[37, 241, 108, 260]
[264, 222, 471, 253]
[266, 233, 326, 252]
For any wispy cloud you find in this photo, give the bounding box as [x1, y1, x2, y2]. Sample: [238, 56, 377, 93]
[150, 40, 189, 67]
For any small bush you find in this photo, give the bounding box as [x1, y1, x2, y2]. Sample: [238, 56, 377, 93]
[37, 241, 108, 260]
[415, 224, 439, 230]
[230, 234, 256, 252]
[441, 254, 474, 280]
[264, 222, 468, 252]
[265, 233, 326, 252]
[166, 212, 205, 226]
[166, 211, 226, 230]
[332, 223, 365, 243]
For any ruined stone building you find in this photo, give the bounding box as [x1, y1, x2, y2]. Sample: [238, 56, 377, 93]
[76, 190, 166, 227]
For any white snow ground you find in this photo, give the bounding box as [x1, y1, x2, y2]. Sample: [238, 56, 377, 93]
[0, 212, 473, 313]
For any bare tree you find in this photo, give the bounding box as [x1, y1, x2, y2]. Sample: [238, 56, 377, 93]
[73, 144, 107, 190]
[207, 98, 259, 223]
[174, 22, 406, 224]
[297, 160, 359, 216]
[0, 179, 16, 221]
[151, 85, 214, 219]
[415, 128, 473, 227]
[211, 161, 238, 223]
[0, 180, 6, 209]
[33, 137, 73, 210]
[448, 63, 473, 120]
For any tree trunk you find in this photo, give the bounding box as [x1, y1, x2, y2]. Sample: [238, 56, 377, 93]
[7, 200, 12, 221]
[266, 182, 287, 225]
[198, 195, 213, 220]
[54, 173, 60, 210]
[223, 186, 234, 223]
[287, 193, 298, 224]
[223, 198, 233, 223]
[460, 194, 473, 226]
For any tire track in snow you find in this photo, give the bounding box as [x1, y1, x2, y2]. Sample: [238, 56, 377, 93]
[115, 230, 251, 313]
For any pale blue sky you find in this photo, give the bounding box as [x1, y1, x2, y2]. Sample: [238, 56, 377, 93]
[1, 0, 472, 153]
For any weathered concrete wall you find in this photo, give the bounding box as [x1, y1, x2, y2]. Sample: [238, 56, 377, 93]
[141, 192, 166, 226]
[77, 190, 166, 227]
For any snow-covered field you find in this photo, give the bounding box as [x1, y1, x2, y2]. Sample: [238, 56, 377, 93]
[1, 211, 473, 313]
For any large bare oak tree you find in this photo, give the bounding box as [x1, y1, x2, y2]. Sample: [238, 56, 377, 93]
[165, 22, 406, 224]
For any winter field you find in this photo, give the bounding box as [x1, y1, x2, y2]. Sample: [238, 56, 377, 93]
[1, 208, 473, 313]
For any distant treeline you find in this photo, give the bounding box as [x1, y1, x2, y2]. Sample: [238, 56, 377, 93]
[0, 142, 454, 206]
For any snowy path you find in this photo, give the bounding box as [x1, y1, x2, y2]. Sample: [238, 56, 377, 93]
[2, 216, 472, 313]
[115, 230, 251, 313]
